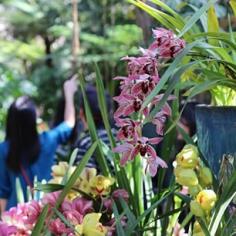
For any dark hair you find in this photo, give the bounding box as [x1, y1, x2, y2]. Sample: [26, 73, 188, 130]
[80, 85, 112, 127]
[6, 96, 40, 172]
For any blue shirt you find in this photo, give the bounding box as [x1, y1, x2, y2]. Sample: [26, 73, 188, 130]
[0, 122, 72, 210]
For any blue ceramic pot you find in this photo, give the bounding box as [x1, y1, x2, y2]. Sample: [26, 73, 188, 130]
[195, 105, 236, 175]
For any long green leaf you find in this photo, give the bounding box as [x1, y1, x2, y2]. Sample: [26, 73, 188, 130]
[112, 202, 126, 236]
[55, 141, 97, 207]
[178, 0, 218, 37]
[209, 171, 236, 235]
[197, 218, 211, 236]
[94, 64, 137, 215]
[62, 148, 78, 184]
[35, 183, 64, 193]
[230, 0, 236, 16]
[80, 78, 110, 176]
[31, 204, 49, 236]
[126, 189, 174, 234]
[142, 41, 200, 109]
[149, 0, 184, 25]
[146, 60, 204, 122]
[15, 177, 24, 204]
[127, 0, 176, 30]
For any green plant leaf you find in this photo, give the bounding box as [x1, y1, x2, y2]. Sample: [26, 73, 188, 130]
[112, 202, 126, 236]
[208, 6, 219, 33]
[15, 177, 24, 204]
[61, 148, 78, 184]
[35, 183, 64, 193]
[209, 171, 236, 235]
[178, 0, 218, 37]
[80, 77, 110, 176]
[142, 41, 200, 110]
[126, 189, 174, 234]
[94, 64, 137, 215]
[149, 0, 184, 25]
[55, 141, 98, 208]
[230, 0, 236, 16]
[127, 0, 178, 30]
[31, 204, 49, 236]
[197, 218, 211, 236]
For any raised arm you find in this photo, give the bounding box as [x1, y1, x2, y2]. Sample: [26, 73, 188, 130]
[63, 75, 78, 127]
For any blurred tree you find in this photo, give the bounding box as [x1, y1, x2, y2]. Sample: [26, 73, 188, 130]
[0, 0, 145, 130]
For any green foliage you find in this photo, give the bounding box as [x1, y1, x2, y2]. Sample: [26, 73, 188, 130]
[0, 0, 142, 128]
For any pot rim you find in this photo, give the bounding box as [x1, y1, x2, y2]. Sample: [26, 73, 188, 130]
[196, 104, 236, 110]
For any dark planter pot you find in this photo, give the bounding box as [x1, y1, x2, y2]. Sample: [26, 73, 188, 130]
[195, 105, 236, 175]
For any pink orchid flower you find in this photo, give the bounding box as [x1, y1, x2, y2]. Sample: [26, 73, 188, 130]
[115, 118, 140, 141]
[113, 137, 162, 166]
[122, 56, 158, 78]
[147, 155, 168, 177]
[41, 191, 61, 208]
[131, 74, 160, 96]
[114, 93, 149, 118]
[2, 201, 41, 232]
[48, 218, 73, 235]
[61, 197, 93, 225]
[0, 223, 17, 236]
[112, 189, 129, 202]
[147, 28, 185, 59]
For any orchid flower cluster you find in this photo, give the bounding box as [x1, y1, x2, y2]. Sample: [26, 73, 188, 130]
[113, 28, 185, 176]
[0, 162, 129, 236]
[173, 144, 217, 235]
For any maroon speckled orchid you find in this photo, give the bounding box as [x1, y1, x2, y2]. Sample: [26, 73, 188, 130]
[115, 118, 140, 141]
[131, 74, 160, 96]
[113, 27, 185, 176]
[146, 28, 185, 59]
[113, 93, 149, 118]
[122, 56, 158, 78]
[113, 137, 163, 168]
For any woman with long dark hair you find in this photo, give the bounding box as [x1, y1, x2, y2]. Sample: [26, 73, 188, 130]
[0, 77, 77, 211]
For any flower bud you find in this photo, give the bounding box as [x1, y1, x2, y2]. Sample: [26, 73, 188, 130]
[175, 166, 198, 186]
[196, 190, 217, 211]
[198, 167, 213, 187]
[188, 185, 201, 197]
[193, 221, 204, 236]
[176, 144, 199, 168]
[190, 200, 205, 217]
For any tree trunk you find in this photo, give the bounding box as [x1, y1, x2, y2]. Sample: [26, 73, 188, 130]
[44, 36, 53, 68]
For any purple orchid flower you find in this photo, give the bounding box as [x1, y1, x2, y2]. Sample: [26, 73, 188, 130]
[145, 28, 185, 59]
[115, 118, 141, 141]
[113, 93, 149, 118]
[146, 155, 168, 177]
[113, 137, 162, 166]
[61, 197, 93, 225]
[122, 56, 158, 78]
[0, 223, 17, 236]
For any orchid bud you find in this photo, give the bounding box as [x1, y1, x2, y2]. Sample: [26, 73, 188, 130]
[190, 200, 205, 217]
[198, 167, 213, 187]
[196, 190, 217, 211]
[193, 221, 204, 236]
[188, 185, 201, 197]
[51, 162, 69, 176]
[175, 166, 198, 186]
[176, 144, 199, 168]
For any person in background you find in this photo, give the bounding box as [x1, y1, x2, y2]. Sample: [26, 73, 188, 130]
[0, 77, 77, 212]
[74, 85, 115, 172]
